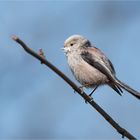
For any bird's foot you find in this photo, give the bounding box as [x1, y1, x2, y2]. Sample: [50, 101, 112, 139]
[85, 95, 93, 104]
[73, 86, 84, 94]
[78, 84, 90, 94]
[78, 85, 85, 94]
[85, 85, 99, 103]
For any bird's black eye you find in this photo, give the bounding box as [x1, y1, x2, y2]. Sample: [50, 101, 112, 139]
[70, 43, 73, 46]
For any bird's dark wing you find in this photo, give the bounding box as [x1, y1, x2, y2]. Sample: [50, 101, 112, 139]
[81, 49, 123, 95]
[94, 47, 116, 75]
[81, 49, 116, 82]
[107, 59, 115, 74]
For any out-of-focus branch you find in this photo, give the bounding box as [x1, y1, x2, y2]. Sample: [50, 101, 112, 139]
[12, 35, 136, 140]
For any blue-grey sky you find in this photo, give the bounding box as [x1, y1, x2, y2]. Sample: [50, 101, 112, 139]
[0, 1, 140, 139]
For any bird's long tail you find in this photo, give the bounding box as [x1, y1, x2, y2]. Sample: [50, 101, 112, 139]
[115, 78, 140, 99]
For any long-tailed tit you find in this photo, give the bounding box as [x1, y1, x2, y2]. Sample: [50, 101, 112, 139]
[63, 35, 140, 99]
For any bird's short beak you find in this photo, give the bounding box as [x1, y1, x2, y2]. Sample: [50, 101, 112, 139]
[61, 47, 70, 53]
[61, 47, 65, 50]
[61, 47, 66, 52]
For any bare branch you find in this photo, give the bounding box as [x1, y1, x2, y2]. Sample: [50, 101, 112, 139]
[12, 35, 136, 140]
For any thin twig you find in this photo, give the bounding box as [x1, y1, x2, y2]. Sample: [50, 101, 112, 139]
[12, 35, 136, 140]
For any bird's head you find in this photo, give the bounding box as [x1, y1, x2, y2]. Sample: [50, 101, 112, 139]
[63, 35, 91, 54]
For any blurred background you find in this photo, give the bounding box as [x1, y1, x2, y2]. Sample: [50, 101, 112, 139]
[0, 1, 140, 139]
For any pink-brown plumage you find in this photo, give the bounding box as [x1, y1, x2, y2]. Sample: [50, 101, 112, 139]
[63, 35, 140, 99]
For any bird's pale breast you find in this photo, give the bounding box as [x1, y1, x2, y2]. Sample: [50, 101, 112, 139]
[67, 51, 108, 88]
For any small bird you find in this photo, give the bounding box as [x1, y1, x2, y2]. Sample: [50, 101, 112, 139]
[63, 34, 140, 99]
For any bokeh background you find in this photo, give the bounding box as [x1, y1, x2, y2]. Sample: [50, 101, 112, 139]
[1, 1, 140, 139]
